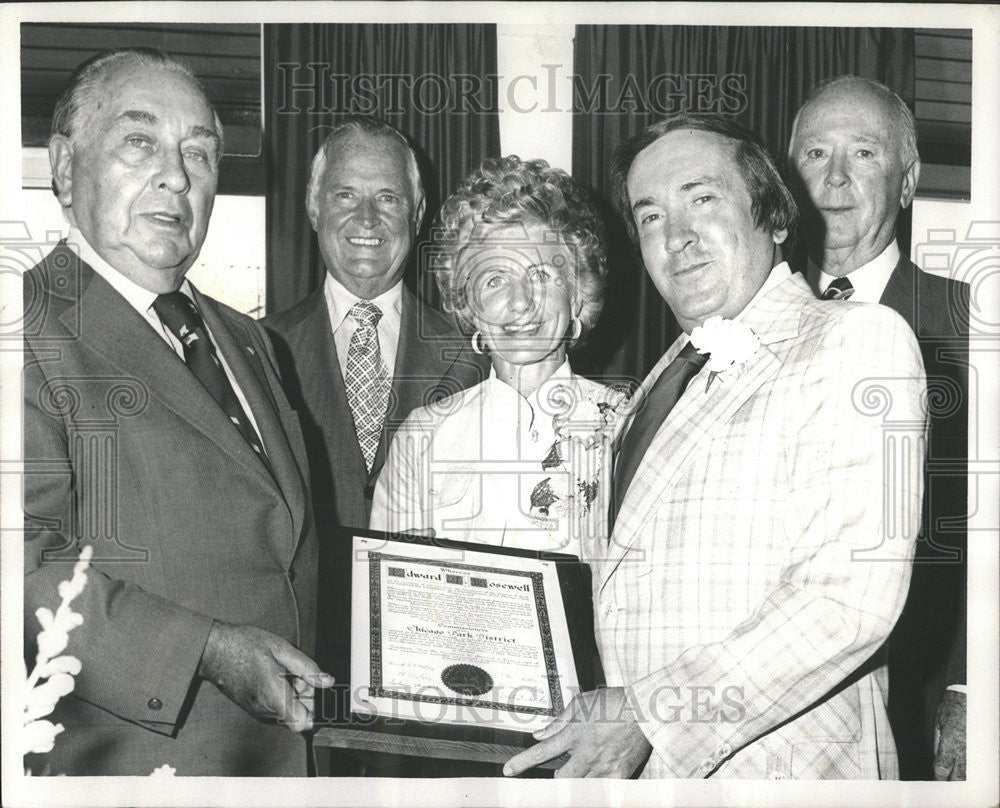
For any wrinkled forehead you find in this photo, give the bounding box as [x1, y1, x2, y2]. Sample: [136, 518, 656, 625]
[322, 131, 418, 194]
[628, 129, 742, 198]
[798, 85, 896, 136]
[89, 63, 218, 135]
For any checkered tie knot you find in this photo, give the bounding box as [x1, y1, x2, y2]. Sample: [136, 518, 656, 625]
[821, 276, 855, 300]
[345, 300, 390, 472]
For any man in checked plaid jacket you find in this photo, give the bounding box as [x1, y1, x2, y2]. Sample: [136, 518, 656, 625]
[505, 114, 926, 779]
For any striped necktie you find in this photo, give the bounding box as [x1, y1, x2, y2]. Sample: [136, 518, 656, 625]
[822, 276, 855, 300]
[153, 292, 271, 474]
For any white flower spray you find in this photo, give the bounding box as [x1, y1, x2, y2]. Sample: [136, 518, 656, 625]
[23, 545, 179, 776]
[23, 545, 92, 758]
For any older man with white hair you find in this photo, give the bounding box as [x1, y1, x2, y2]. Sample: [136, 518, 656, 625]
[265, 117, 487, 537]
[263, 118, 486, 773]
[788, 75, 970, 781]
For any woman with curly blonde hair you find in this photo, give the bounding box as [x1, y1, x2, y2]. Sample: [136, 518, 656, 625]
[371, 156, 625, 557]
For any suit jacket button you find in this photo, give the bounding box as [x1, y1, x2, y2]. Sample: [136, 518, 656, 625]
[148, 697, 163, 711]
[287, 568, 296, 583]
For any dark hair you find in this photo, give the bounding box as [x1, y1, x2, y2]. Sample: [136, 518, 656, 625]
[432, 155, 606, 340]
[609, 113, 797, 243]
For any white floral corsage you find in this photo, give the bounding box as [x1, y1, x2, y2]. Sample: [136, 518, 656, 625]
[689, 316, 760, 390]
[528, 386, 628, 520]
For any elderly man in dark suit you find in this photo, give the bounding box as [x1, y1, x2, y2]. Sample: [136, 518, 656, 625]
[263, 118, 485, 692]
[24, 47, 330, 776]
[788, 75, 970, 780]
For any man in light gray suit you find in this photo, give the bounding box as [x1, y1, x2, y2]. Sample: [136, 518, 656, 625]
[506, 113, 925, 780]
[24, 47, 330, 775]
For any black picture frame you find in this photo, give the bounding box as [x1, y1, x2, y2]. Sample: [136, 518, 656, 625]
[313, 527, 604, 769]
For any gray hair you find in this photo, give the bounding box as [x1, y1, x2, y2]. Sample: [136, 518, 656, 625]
[305, 116, 424, 221]
[789, 75, 918, 167]
[51, 47, 223, 148]
[49, 48, 223, 197]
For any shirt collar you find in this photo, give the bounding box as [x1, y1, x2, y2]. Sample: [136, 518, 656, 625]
[323, 272, 403, 333]
[67, 227, 195, 316]
[809, 240, 900, 303]
[483, 358, 575, 418]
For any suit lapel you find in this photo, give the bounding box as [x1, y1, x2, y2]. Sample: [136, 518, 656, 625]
[65, 265, 285, 500]
[371, 286, 460, 479]
[194, 286, 304, 553]
[601, 273, 809, 590]
[878, 256, 915, 329]
[604, 348, 782, 584]
[388, 286, 432, 427]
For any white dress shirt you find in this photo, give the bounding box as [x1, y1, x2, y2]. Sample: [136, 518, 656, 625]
[323, 272, 402, 381]
[68, 228, 265, 447]
[807, 240, 900, 303]
[371, 360, 623, 557]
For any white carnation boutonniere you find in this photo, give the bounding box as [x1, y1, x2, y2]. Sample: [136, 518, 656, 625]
[689, 316, 761, 391]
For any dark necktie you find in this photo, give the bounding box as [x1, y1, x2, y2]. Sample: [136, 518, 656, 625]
[344, 300, 390, 472]
[609, 341, 708, 532]
[153, 292, 271, 474]
[822, 276, 855, 300]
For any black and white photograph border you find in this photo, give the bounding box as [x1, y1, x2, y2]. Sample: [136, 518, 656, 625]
[1, 2, 997, 807]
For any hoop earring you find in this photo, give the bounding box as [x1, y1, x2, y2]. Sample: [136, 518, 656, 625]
[569, 317, 582, 341]
[471, 331, 486, 355]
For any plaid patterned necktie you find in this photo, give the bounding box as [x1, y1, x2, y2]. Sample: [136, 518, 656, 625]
[609, 341, 708, 532]
[344, 300, 390, 472]
[153, 292, 271, 474]
[822, 276, 855, 300]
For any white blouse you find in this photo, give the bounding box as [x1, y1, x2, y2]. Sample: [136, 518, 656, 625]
[370, 361, 625, 558]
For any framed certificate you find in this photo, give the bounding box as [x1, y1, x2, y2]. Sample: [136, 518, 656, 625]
[314, 529, 603, 767]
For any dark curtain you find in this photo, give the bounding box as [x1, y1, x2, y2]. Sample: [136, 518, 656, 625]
[570, 26, 914, 385]
[264, 24, 501, 315]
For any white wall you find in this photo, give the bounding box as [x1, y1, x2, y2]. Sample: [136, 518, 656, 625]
[496, 24, 575, 172]
[20, 185, 267, 317]
[911, 198, 981, 282]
